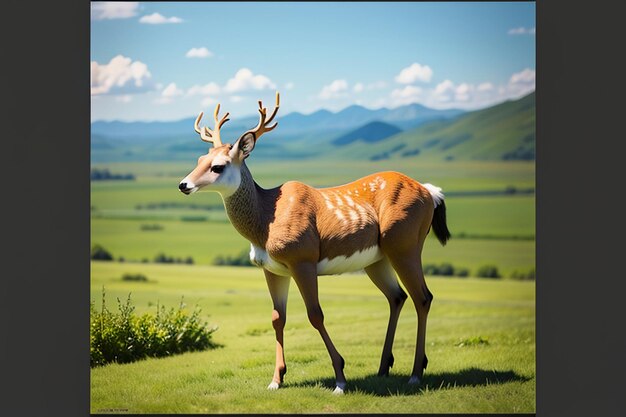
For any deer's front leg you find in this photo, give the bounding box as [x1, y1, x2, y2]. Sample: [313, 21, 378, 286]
[264, 269, 290, 390]
[291, 262, 347, 394]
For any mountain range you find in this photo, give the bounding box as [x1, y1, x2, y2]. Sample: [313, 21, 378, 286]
[91, 102, 462, 139]
[91, 92, 534, 163]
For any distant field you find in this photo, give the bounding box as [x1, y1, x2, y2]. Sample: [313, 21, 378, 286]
[92, 159, 535, 193]
[91, 217, 534, 276]
[91, 160, 535, 276]
[90, 262, 535, 414]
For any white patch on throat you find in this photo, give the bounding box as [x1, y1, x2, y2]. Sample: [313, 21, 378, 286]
[212, 163, 241, 198]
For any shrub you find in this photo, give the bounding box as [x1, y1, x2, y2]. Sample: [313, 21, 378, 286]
[90, 290, 218, 367]
[140, 224, 164, 231]
[212, 249, 253, 267]
[437, 263, 455, 276]
[423, 262, 469, 277]
[511, 267, 535, 280]
[122, 273, 148, 282]
[153, 253, 194, 264]
[455, 267, 470, 277]
[476, 264, 501, 279]
[91, 244, 113, 261]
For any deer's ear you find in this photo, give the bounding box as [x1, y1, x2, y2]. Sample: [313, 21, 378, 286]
[230, 132, 256, 160]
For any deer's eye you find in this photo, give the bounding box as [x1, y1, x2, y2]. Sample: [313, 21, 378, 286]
[211, 165, 225, 174]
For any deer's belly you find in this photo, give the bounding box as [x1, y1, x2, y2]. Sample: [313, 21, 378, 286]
[250, 244, 383, 277]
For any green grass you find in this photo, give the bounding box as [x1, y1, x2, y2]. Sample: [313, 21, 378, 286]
[90, 261, 535, 414]
[91, 158, 535, 413]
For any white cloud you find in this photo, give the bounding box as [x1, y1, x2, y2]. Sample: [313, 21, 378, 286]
[139, 13, 183, 24]
[390, 85, 423, 106]
[162, 83, 183, 98]
[508, 27, 536, 35]
[477, 82, 494, 92]
[91, 55, 152, 96]
[185, 47, 213, 58]
[395, 63, 433, 84]
[507, 68, 536, 98]
[432, 79, 455, 102]
[223, 68, 276, 93]
[91, 2, 139, 20]
[405, 68, 535, 109]
[230, 96, 244, 103]
[431, 80, 481, 103]
[318, 79, 349, 100]
[354, 81, 387, 93]
[285, 82, 295, 90]
[187, 82, 221, 97]
[510, 68, 535, 84]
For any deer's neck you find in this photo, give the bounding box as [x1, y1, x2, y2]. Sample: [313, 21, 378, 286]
[221, 163, 275, 248]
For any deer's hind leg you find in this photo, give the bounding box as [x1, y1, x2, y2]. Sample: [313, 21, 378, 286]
[380, 207, 434, 385]
[364, 257, 407, 377]
[384, 246, 433, 384]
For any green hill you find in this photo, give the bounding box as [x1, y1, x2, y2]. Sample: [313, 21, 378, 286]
[334, 92, 535, 162]
[332, 121, 403, 145]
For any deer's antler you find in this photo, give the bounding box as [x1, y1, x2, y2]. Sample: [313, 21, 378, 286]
[245, 92, 280, 140]
[194, 103, 230, 147]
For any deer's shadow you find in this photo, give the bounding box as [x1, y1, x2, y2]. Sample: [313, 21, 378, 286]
[283, 367, 531, 396]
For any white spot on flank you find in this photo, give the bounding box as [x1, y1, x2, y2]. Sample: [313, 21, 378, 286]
[322, 193, 335, 210]
[334, 193, 344, 206]
[380, 180, 386, 190]
[423, 183, 445, 208]
[335, 210, 346, 222]
[349, 209, 359, 222]
[344, 195, 355, 207]
[355, 203, 368, 219]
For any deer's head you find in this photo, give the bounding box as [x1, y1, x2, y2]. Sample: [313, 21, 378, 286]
[178, 92, 280, 196]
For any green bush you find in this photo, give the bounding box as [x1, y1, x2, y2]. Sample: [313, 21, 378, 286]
[212, 249, 253, 267]
[122, 273, 148, 282]
[91, 244, 113, 261]
[90, 290, 218, 367]
[476, 264, 501, 279]
[423, 262, 469, 278]
[455, 267, 470, 277]
[153, 253, 194, 264]
[511, 267, 535, 280]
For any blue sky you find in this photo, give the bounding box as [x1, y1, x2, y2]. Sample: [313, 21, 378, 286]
[91, 2, 535, 122]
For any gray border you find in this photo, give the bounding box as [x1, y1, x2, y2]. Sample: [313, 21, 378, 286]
[2, 0, 90, 416]
[536, 0, 625, 416]
[4, 1, 625, 417]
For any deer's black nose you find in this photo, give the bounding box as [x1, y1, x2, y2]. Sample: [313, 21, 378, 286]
[179, 182, 188, 191]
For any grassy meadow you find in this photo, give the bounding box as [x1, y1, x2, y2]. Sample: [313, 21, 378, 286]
[90, 159, 535, 413]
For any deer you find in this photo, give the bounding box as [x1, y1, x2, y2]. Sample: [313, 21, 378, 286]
[178, 92, 451, 394]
